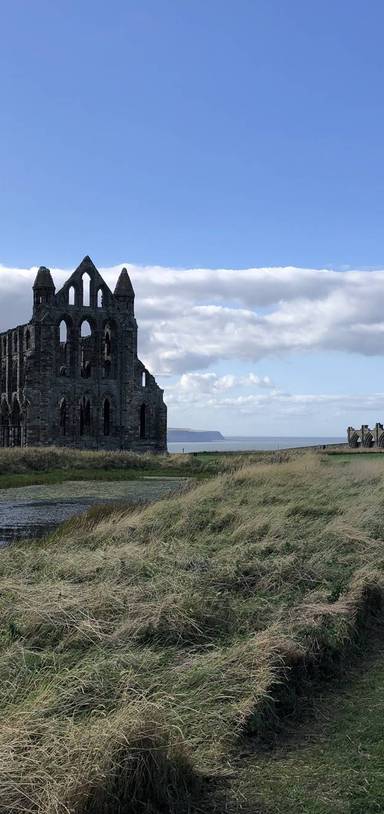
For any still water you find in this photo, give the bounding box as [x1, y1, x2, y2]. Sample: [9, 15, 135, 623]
[167, 436, 345, 453]
[0, 478, 187, 546]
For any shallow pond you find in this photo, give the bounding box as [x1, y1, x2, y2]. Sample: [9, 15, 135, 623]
[0, 478, 187, 545]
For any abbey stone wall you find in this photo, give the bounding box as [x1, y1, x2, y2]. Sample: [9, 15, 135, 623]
[0, 256, 167, 451]
[347, 423, 384, 449]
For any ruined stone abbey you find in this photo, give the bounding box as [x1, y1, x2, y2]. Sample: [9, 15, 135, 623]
[347, 423, 384, 449]
[0, 256, 167, 451]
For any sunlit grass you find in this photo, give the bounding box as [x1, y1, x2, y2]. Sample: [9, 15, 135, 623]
[0, 452, 383, 811]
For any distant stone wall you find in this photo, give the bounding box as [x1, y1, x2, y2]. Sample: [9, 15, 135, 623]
[347, 423, 384, 448]
[0, 256, 167, 452]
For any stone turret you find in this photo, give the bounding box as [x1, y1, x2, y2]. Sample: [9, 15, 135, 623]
[114, 268, 135, 312]
[33, 266, 55, 308]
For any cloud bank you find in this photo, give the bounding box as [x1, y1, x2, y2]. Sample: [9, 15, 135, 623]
[1, 262, 384, 377]
[165, 369, 384, 425]
[1, 261, 384, 432]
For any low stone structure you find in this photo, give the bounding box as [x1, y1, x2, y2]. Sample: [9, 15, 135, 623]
[347, 423, 384, 448]
[0, 256, 167, 450]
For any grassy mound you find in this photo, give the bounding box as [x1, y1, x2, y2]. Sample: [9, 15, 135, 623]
[0, 453, 383, 811]
[0, 445, 279, 477]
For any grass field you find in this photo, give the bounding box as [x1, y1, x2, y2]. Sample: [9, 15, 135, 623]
[0, 449, 383, 812]
[0, 445, 280, 489]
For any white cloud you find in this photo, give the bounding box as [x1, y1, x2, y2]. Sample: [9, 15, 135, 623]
[1, 261, 384, 374]
[164, 373, 384, 422]
[107, 264, 384, 372]
[167, 371, 275, 403]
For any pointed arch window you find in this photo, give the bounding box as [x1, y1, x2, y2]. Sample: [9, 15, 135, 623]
[58, 319, 72, 377]
[11, 398, 21, 425]
[59, 398, 67, 436]
[80, 321, 93, 378]
[10, 398, 21, 446]
[103, 323, 112, 358]
[1, 400, 10, 448]
[80, 397, 91, 435]
[103, 399, 111, 436]
[59, 320, 68, 343]
[69, 286, 76, 306]
[83, 273, 91, 307]
[97, 289, 103, 308]
[1, 363, 6, 393]
[80, 320, 92, 338]
[11, 360, 18, 392]
[140, 404, 146, 439]
[1, 401, 9, 427]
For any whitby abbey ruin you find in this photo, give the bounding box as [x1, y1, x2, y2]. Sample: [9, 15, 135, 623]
[348, 423, 384, 448]
[0, 256, 167, 451]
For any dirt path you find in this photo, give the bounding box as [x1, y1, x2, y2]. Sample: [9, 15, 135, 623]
[213, 632, 384, 814]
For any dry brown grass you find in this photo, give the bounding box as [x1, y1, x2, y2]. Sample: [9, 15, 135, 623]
[0, 452, 383, 811]
[0, 444, 281, 477]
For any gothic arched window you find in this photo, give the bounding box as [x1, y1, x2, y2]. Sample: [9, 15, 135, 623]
[139, 404, 146, 439]
[103, 323, 112, 358]
[83, 273, 91, 307]
[11, 361, 17, 393]
[80, 397, 91, 436]
[11, 398, 21, 423]
[1, 400, 9, 427]
[1, 400, 9, 447]
[103, 399, 111, 436]
[80, 321, 93, 378]
[59, 320, 68, 343]
[80, 320, 92, 338]
[58, 319, 72, 377]
[59, 398, 67, 436]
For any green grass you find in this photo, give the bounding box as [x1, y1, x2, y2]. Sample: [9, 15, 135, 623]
[0, 444, 285, 481]
[229, 633, 384, 813]
[0, 465, 209, 490]
[0, 445, 292, 489]
[0, 451, 383, 812]
[326, 450, 384, 459]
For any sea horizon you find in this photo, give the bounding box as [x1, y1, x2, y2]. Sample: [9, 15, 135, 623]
[167, 435, 345, 453]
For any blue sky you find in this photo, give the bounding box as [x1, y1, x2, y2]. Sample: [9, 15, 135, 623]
[1, 1, 384, 435]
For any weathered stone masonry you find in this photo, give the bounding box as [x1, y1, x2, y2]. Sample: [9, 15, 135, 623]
[0, 256, 167, 451]
[347, 423, 384, 449]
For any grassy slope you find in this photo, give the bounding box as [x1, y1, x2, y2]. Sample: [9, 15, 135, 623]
[0, 452, 383, 811]
[230, 633, 384, 813]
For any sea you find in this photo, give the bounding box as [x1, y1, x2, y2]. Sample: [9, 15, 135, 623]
[167, 436, 345, 453]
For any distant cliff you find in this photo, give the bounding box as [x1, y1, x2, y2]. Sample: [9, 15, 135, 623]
[167, 428, 225, 442]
